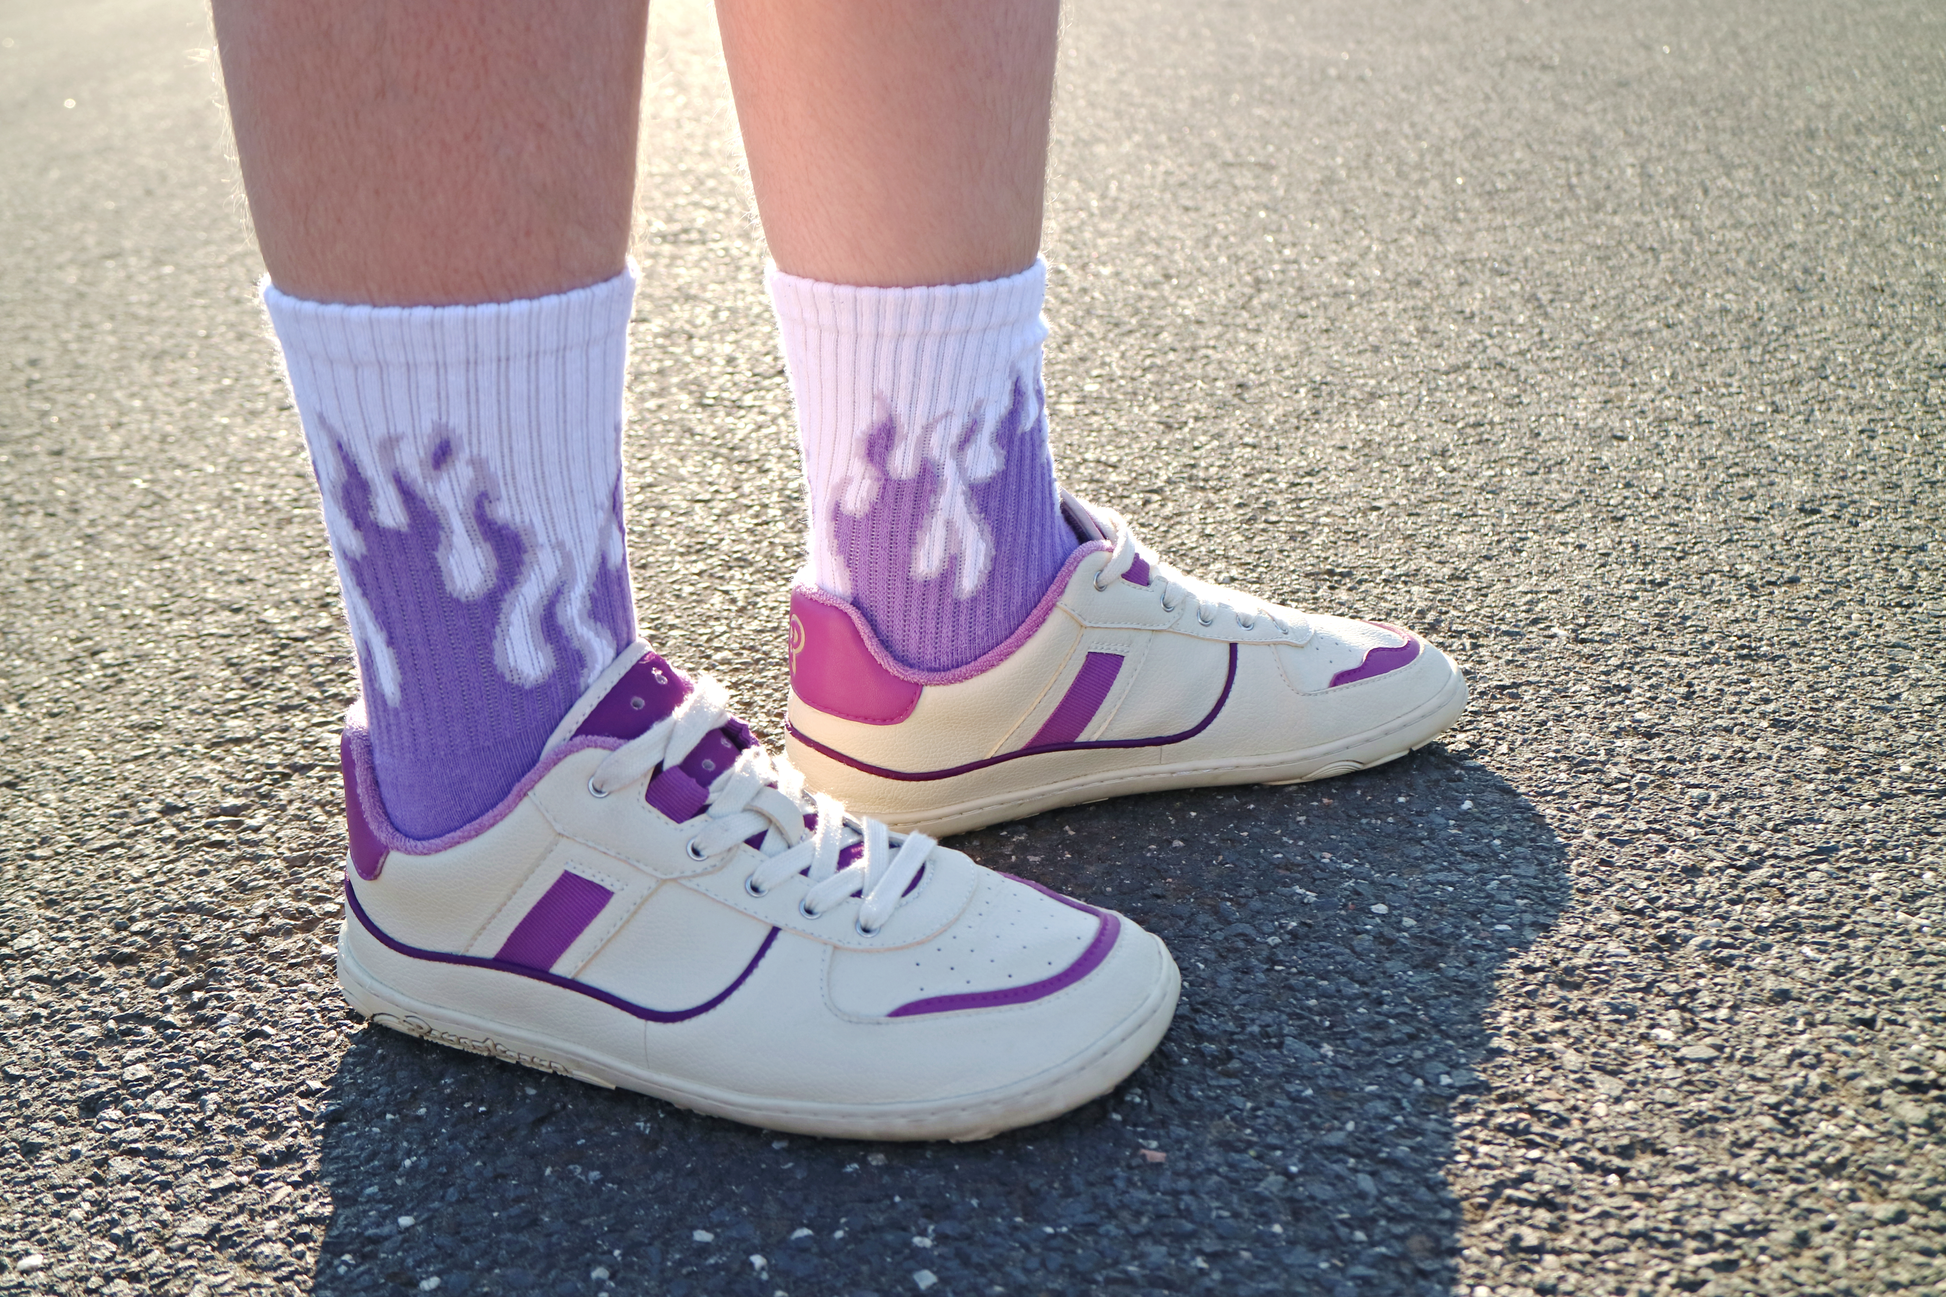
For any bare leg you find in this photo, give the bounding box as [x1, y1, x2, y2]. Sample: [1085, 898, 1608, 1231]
[212, 0, 649, 306]
[716, 0, 1059, 288]
[211, 1, 653, 834]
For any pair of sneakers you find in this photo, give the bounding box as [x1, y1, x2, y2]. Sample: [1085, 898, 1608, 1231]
[335, 496, 1466, 1140]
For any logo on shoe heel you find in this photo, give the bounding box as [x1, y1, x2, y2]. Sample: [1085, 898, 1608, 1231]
[788, 611, 807, 676]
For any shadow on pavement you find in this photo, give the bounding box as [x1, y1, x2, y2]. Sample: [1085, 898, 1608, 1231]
[310, 746, 1564, 1297]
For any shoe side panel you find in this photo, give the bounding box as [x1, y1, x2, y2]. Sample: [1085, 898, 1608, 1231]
[529, 748, 716, 879]
[571, 880, 778, 1008]
[638, 924, 1172, 1107]
[340, 907, 652, 1073]
[1091, 632, 1232, 743]
[349, 800, 561, 953]
[458, 839, 654, 970]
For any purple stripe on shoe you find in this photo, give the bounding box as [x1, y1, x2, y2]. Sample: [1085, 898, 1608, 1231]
[1028, 652, 1125, 747]
[787, 643, 1239, 783]
[1329, 623, 1423, 688]
[496, 872, 615, 972]
[345, 880, 778, 1023]
[887, 879, 1119, 1018]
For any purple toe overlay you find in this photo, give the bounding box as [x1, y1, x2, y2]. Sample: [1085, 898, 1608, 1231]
[344, 880, 779, 1024]
[496, 872, 614, 972]
[1329, 623, 1423, 688]
[887, 879, 1118, 1018]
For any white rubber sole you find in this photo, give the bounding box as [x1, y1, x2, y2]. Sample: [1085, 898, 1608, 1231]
[795, 651, 1469, 838]
[336, 921, 1180, 1142]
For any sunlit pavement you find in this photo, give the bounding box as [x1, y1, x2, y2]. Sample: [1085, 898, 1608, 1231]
[2, 1, 1942, 1293]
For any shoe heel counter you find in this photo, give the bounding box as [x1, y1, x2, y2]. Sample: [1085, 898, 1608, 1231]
[788, 588, 922, 725]
[340, 730, 390, 882]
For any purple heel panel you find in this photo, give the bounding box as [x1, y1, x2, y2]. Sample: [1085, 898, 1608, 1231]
[1028, 652, 1126, 747]
[887, 878, 1119, 1018]
[788, 591, 923, 724]
[574, 651, 691, 742]
[340, 731, 390, 881]
[789, 539, 1107, 693]
[496, 872, 615, 972]
[1329, 623, 1423, 688]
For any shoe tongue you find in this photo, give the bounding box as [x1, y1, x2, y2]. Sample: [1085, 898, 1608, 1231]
[573, 650, 692, 743]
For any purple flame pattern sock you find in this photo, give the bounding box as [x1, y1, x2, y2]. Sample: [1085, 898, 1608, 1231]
[768, 259, 1077, 672]
[265, 270, 640, 838]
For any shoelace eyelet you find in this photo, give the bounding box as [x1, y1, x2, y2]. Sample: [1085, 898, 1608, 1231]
[587, 777, 611, 800]
[685, 838, 710, 862]
[797, 898, 822, 920]
[1197, 611, 1216, 626]
[743, 876, 768, 899]
[1092, 573, 1110, 593]
[854, 917, 881, 937]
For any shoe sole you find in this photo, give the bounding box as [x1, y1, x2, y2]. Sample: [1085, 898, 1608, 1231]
[796, 650, 1468, 837]
[336, 916, 1180, 1142]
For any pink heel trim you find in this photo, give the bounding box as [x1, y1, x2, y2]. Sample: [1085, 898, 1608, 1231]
[788, 592, 923, 725]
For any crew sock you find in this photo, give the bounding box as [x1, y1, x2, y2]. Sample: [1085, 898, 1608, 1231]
[266, 270, 640, 838]
[768, 258, 1075, 672]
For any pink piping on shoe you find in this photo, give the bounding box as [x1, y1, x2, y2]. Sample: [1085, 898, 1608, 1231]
[342, 724, 622, 859]
[790, 540, 1109, 688]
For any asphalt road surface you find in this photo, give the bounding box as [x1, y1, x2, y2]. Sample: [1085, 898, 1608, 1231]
[3, 1, 1944, 1294]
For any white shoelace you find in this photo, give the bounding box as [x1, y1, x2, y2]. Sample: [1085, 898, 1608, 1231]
[585, 679, 937, 935]
[1089, 501, 1312, 640]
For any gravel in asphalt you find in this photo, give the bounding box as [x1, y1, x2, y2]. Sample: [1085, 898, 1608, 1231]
[1, 0, 1942, 1294]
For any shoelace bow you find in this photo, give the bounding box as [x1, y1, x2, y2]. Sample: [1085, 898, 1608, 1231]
[1090, 502, 1313, 640]
[586, 679, 936, 935]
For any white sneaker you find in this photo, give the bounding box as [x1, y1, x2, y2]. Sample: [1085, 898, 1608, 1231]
[785, 494, 1467, 837]
[335, 644, 1179, 1141]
